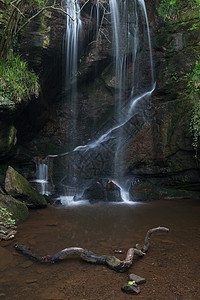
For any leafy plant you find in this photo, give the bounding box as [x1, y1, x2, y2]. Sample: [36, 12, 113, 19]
[190, 102, 200, 159]
[157, 0, 181, 21]
[0, 51, 39, 103]
[157, 0, 200, 22]
[186, 59, 200, 95]
[186, 59, 200, 159]
[0, 0, 90, 60]
[0, 207, 16, 228]
[171, 72, 178, 80]
[188, 23, 198, 30]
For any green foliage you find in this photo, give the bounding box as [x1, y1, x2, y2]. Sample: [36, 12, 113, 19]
[171, 72, 178, 80]
[4, 0, 45, 7]
[186, 59, 200, 96]
[186, 59, 200, 158]
[0, 207, 16, 227]
[31, 0, 45, 6]
[0, 51, 39, 103]
[188, 23, 198, 30]
[190, 102, 200, 153]
[157, 0, 200, 22]
[0, 13, 3, 25]
[158, 0, 181, 21]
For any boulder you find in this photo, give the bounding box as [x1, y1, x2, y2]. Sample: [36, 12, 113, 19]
[5, 166, 47, 208]
[0, 187, 28, 240]
[0, 192, 29, 221]
[83, 181, 105, 201]
[81, 179, 123, 202]
[105, 180, 123, 202]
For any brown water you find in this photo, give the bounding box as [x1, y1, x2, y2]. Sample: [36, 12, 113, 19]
[0, 199, 200, 300]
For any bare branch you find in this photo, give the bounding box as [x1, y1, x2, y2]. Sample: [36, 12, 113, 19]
[10, 2, 25, 18]
[143, 226, 169, 253]
[15, 227, 169, 272]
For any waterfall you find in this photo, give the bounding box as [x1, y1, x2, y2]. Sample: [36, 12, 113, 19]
[34, 157, 50, 196]
[63, 0, 82, 146]
[138, 0, 154, 85]
[35, 0, 155, 205]
[64, 0, 82, 84]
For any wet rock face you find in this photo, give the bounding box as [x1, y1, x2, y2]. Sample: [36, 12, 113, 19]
[3, 0, 199, 198]
[15, 0, 155, 149]
[125, 6, 200, 199]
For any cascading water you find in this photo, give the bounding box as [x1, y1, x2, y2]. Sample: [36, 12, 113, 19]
[35, 0, 155, 205]
[33, 157, 50, 196]
[63, 0, 82, 146]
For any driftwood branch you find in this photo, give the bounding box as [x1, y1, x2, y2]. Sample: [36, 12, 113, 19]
[15, 226, 169, 272]
[143, 226, 169, 253]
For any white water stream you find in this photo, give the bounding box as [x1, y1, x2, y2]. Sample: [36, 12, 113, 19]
[36, 0, 155, 205]
[33, 158, 50, 196]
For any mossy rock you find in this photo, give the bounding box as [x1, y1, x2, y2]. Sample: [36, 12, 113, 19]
[0, 193, 29, 221]
[0, 124, 17, 158]
[5, 166, 47, 208]
[0, 96, 16, 112]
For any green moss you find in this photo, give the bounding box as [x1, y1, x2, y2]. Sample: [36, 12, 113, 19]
[106, 256, 121, 268]
[0, 125, 17, 157]
[0, 194, 29, 221]
[8, 125, 17, 148]
[5, 166, 47, 208]
[179, 6, 200, 22]
[155, 0, 200, 23]
[38, 11, 51, 49]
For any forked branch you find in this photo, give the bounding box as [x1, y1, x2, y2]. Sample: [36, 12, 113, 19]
[15, 226, 169, 272]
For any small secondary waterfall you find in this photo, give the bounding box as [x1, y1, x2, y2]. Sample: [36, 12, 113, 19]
[34, 157, 50, 196]
[35, 0, 155, 204]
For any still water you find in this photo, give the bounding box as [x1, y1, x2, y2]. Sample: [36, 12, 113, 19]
[0, 199, 199, 299]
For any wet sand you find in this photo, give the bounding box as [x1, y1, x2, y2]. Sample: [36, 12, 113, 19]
[0, 198, 200, 299]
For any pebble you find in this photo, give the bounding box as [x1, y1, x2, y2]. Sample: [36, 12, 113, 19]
[129, 273, 146, 284]
[121, 282, 140, 295]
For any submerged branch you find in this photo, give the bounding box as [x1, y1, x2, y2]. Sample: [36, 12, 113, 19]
[15, 227, 169, 272]
[15, 244, 145, 272]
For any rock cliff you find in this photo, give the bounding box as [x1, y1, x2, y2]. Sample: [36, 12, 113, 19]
[0, 0, 199, 199]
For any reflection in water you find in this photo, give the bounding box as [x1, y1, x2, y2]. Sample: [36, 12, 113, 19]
[0, 199, 200, 299]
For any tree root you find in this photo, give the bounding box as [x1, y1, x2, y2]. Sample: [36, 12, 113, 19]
[15, 226, 169, 272]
